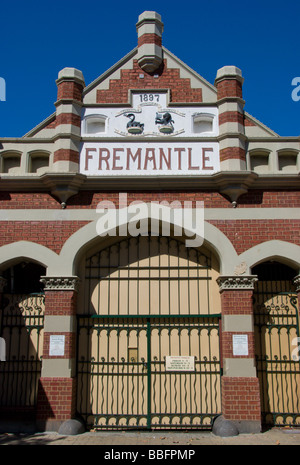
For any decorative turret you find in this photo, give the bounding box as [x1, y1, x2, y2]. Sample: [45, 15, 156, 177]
[136, 11, 164, 73]
[214, 66, 246, 171]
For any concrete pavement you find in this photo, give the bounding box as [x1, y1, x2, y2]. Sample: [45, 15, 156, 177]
[1, 427, 300, 446]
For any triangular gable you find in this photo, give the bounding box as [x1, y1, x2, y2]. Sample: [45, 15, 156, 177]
[24, 46, 279, 139]
[244, 111, 279, 137]
[83, 46, 217, 105]
[23, 112, 56, 138]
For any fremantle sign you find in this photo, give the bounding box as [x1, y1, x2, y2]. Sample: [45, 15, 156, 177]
[80, 142, 220, 176]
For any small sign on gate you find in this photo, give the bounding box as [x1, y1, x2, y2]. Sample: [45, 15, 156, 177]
[165, 356, 195, 372]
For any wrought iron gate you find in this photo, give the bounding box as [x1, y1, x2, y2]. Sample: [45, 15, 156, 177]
[76, 315, 221, 429]
[254, 274, 300, 426]
[0, 294, 44, 412]
[76, 235, 222, 430]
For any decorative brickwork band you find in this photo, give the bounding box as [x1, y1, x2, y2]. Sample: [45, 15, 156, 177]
[219, 147, 246, 162]
[40, 276, 80, 292]
[217, 275, 258, 292]
[138, 33, 162, 47]
[96, 60, 203, 103]
[216, 79, 243, 100]
[219, 111, 244, 125]
[55, 113, 81, 127]
[53, 149, 80, 164]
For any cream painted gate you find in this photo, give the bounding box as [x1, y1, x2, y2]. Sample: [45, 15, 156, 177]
[76, 236, 222, 430]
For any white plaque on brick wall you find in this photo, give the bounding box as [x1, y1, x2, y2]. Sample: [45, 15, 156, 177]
[232, 334, 248, 356]
[49, 335, 65, 356]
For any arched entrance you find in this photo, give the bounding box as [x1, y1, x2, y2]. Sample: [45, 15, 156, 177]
[0, 261, 45, 421]
[76, 235, 222, 430]
[253, 261, 300, 426]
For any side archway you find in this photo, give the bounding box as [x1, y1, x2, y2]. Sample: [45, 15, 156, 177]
[0, 240, 59, 273]
[238, 240, 300, 274]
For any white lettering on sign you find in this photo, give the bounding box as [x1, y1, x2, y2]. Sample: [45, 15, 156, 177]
[80, 142, 219, 176]
[165, 356, 195, 372]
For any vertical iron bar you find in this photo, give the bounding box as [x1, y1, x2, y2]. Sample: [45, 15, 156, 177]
[127, 240, 130, 316]
[187, 248, 191, 315]
[158, 238, 161, 316]
[168, 238, 171, 316]
[117, 243, 120, 316]
[116, 321, 120, 424]
[137, 238, 140, 316]
[147, 318, 151, 429]
[106, 324, 110, 423]
[177, 241, 180, 315]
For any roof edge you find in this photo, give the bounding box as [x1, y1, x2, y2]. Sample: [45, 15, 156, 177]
[244, 111, 279, 137]
[83, 48, 138, 96]
[23, 112, 56, 138]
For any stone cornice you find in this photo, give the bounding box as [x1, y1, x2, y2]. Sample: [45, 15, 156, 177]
[40, 276, 80, 292]
[0, 171, 298, 206]
[217, 275, 258, 291]
[40, 172, 86, 206]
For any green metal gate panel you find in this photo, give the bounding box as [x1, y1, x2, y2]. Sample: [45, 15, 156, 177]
[0, 294, 44, 410]
[254, 280, 300, 426]
[76, 315, 221, 430]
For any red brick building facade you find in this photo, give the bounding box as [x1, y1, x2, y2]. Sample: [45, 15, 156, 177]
[0, 11, 299, 435]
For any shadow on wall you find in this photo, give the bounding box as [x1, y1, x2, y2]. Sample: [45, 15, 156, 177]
[0, 261, 46, 431]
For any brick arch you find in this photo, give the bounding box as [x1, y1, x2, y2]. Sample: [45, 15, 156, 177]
[0, 240, 59, 273]
[55, 204, 238, 277]
[239, 240, 300, 273]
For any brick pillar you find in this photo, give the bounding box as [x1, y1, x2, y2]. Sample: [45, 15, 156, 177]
[36, 276, 79, 432]
[53, 68, 85, 172]
[217, 275, 261, 434]
[214, 66, 246, 172]
[136, 11, 164, 73]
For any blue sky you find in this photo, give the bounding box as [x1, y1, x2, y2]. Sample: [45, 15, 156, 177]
[0, 0, 299, 137]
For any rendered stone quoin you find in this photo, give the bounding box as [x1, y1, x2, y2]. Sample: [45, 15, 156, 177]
[136, 11, 164, 73]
